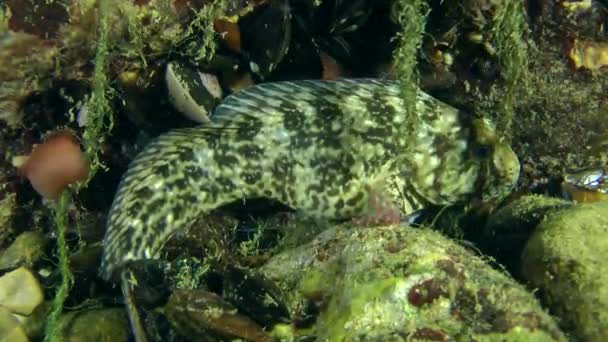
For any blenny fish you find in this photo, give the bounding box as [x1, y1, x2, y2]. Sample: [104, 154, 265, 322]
[100, 78, 520, 279]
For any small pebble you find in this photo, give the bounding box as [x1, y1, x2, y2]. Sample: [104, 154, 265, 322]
[0, 267, 44, 316]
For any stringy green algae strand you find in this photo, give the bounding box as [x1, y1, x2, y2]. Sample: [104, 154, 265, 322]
[390, 0, 428, 155]
[44, 192, 75, 342]
[45, 0, 114, 340]
[185, 0, 229, 64]
[489, 0, 531, 141]
[82, 0, 114, 182]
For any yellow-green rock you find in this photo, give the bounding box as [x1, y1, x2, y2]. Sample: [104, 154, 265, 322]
[0, 267, 44, 316]
[522, 201, 608, 341]
[261, 223, 566, 341]
[0, 306, 28, 342]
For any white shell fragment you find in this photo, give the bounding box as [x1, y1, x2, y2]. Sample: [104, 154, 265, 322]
[0, 267, 44, 316]
[165, 62, 223, 123]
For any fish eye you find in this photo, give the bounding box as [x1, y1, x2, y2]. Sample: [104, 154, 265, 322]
[474, 144, 492, 158]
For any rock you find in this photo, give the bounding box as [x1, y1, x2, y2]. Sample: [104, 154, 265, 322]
[16, 301, 50, 341]
[0, 306, 28, 342]
[0, 267, 43, 316]
[482, 195, 571, 272]
[0, 193, 17, 247]
[57, 308, 129, 342]
[522, 201, 608, 341]
[261, 223, 566, 341]
[0, 231, 47, 270]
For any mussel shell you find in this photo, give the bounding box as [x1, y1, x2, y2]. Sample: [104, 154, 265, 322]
[563, 167, 607, 192]
[121, 259, 170, 309]
[222, 266, 291, 328]
[165, 61, 222, 123]
[562, 166, 608, 203]
[239, 0, 291, 77]
[326, 0, 372, 35]
[165, 288, 272, 342]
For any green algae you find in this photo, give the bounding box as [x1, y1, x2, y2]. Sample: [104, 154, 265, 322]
[182, 0, 228, 64]
[44, 192, 75, 342]
[487, 0, 531, 140]
[81, 0, 113, 185]
[45, 1, 115, 339]
[391, 0, 428, 152]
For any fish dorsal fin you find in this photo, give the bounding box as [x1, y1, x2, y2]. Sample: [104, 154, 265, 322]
[210, 78, 397, 126]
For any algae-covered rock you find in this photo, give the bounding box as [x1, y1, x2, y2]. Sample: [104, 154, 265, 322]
[0, 193, 17, 246]
[57, 308, 129, 342]
[0, 231, 47, 270]
[522, 201, 608, 341]
[261, 224, 566, 341]
[483, 195, 571, 271]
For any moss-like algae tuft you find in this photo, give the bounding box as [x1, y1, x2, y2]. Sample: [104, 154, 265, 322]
[391, 0, 428, 151]
[487, 0, 531, 140]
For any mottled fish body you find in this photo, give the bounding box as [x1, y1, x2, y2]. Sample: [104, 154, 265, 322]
[100, 78, 520, 279]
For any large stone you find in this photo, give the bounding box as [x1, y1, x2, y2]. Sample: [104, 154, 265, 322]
[523, 201, 608, 342]
[261, 223, 566, 340]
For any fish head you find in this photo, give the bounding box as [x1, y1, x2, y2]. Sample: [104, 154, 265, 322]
[469, 117, 520, 203]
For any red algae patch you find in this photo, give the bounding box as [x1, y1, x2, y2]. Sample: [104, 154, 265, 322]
[19, 131, 89, 199]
